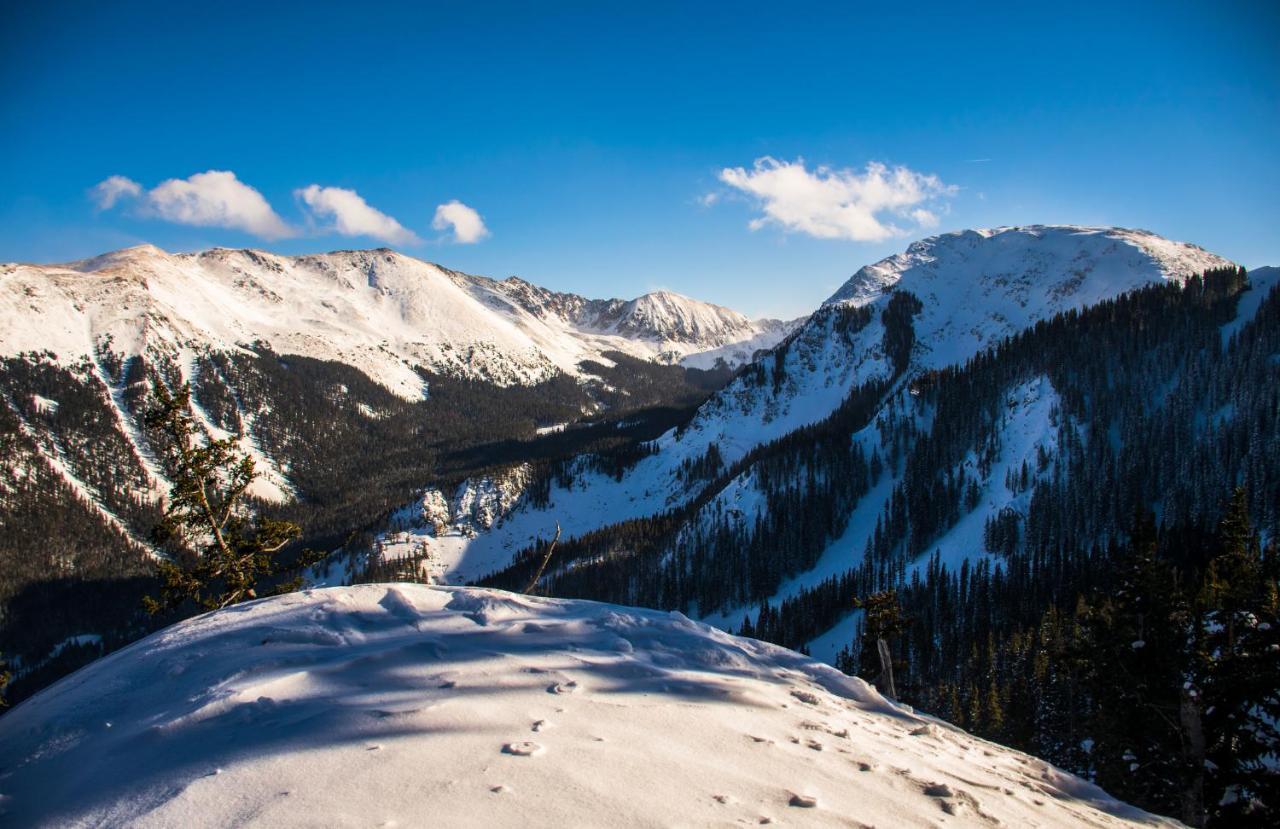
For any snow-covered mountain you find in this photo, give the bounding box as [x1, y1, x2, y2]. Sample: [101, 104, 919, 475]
[0, 245, 794, 398]
[0, 583, 1172, 827]
[375, 225, 1237, 585]
[825, 224, 1223, 308]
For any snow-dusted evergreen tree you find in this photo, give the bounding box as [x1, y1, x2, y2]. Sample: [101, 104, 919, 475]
[1189, 489, 1280, 826]
[143, 380, 314, 614]
[1079, 509, 1187, 818]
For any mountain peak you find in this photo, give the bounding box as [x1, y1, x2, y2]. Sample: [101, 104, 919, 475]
[61, 243, 172, 272]
[825, 225, 1233, 309]
[608, 290, 752, 344]
[634, 288, 694, 303]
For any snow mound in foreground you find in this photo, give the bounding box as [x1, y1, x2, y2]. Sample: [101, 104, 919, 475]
[0, 585, 1172, 827]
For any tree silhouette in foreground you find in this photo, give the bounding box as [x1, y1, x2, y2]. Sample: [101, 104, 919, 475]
[143, 380, 317, 614]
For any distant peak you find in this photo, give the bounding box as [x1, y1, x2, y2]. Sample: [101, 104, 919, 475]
[62, 243, 171, 272]
[118, 243, 169, 255]
[632, 289, 693, 304]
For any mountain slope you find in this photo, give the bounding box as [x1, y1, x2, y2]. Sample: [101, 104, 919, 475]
[0, 584, 1172, 828]
[0, 245, 793, 399]
[391, 225, 1235, 584]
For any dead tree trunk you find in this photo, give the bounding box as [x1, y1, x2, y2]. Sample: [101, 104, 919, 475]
[1180, 686, 1206, 828]
[876, 637, 897, 700]
[523, 523, 561, 595]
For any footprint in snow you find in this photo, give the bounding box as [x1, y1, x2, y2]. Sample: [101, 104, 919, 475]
[547, 680, 580, 695]
[923, 784, 994, 821]
[790, 689, 821, 706]
[502, 741, 544, 757]
[788, 793, 819, 808]
[531, 720, 550, 732]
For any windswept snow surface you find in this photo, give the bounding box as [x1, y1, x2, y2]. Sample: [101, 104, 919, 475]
[0, 584, 1173, 828]
[0, 246, 789, 399]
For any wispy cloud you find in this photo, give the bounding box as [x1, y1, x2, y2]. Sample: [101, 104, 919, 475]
[89, 175, 142, 211]
[716, 157, 955, 242]
[432, 200, 490, 244]
[116, 170, 296, 239]
[296, 185, 419, 245]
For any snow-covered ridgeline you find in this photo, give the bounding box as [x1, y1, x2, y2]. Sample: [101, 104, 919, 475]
[0, 584, 1174, 827]
[1, 245, 793, 400]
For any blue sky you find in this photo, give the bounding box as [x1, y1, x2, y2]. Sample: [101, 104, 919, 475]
[2, 1, 1277, 318]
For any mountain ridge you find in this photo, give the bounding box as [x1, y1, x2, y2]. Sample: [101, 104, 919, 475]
[2, 244, 797, 398]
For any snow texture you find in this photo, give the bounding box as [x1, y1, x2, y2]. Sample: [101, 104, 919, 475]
[0, 584, 1174, 828]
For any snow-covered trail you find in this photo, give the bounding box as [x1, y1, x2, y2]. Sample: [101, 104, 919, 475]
[0, 584, 1175, 827]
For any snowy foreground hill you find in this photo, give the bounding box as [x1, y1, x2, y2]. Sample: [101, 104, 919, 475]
[0, 584, 1172, 828]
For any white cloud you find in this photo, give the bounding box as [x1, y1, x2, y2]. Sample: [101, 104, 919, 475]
[145, 170, 294, 239]
[717, 157, 956, 242]
[90, 175, 142, 210]
[432, 200, 490, 244]
[911, 208, 940, 228]
[296, 185, 420, 245]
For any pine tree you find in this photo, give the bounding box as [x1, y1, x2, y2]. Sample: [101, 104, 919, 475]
[143, 380, 315, 614]
[1080, 508, 1186, 817]
[982, 679, 1005, 739]
[1193, 488, 1280, 827]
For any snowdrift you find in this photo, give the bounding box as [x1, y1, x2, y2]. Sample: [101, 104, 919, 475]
[0, 585, 1174, 827]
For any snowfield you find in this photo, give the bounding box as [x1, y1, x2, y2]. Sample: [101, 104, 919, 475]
[0, 584, 1174, 827]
